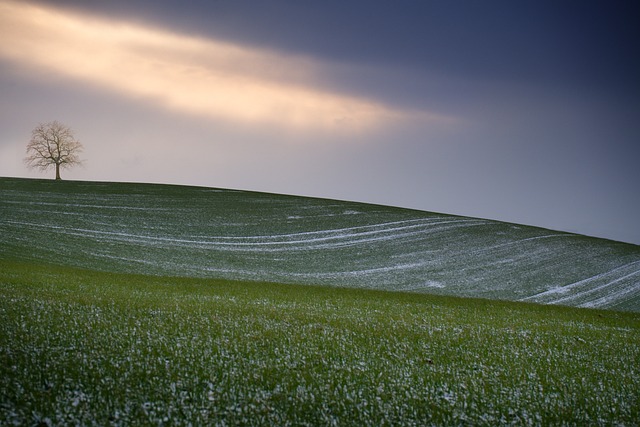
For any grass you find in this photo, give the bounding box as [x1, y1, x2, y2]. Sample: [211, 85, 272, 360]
[2, 260, 639, 426]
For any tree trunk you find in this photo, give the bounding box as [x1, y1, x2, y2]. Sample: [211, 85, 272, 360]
[55, 163, 61, 180]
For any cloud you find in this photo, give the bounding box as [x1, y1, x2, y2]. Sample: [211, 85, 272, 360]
[0, 0, 448, 133]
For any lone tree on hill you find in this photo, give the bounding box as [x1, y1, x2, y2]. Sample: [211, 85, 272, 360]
[25, 121, 83, 180]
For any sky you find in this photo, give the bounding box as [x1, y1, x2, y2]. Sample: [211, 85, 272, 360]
[1, 0, 639, 244]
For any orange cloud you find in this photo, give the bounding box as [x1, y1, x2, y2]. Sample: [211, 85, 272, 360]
[0, 0, 446, 133]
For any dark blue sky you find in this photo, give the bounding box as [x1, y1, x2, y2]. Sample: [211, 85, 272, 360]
[1, 0, 639, 244]
[55, 1, 639, 88]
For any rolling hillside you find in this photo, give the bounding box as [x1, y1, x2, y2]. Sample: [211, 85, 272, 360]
[2, 177, 639, 311]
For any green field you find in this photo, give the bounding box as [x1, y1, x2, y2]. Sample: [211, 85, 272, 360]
[2, 177, 639, 311]
[2, 261, 639, 425]
[1, 177, 640, 425]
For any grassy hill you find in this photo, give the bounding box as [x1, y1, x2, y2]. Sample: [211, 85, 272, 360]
[2, 177, 639, 311]
[2, 177, 640, 425]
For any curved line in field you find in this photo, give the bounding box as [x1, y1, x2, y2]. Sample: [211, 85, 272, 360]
[467, 234, 573, 256]
[3, 200, 174, 211]
[580, 277, 640, 308]
[3, 218, 489, 251]
[520, 260, 640, 306]
[201, 262, 426, 280]
[554, 269, 640, 306]
[285, 262, 427, 278]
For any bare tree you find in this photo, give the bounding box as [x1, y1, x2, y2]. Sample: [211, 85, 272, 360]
[25, 121, 84, 180]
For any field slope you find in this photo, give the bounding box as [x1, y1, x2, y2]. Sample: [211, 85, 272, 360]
[2, 177, 639, 311]
[1, 261, 639, 425]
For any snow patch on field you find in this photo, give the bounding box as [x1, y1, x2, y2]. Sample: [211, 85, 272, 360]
[521, 261, 640, 308]
[423, 280, 446, 289]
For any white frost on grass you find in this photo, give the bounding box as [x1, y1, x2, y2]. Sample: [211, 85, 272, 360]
[423, 280, 446, 289]
[285, 262, 427, 279]
[580, 275, 640, 308]
[4, 218, 489, 252]
[521, 260, 640, 308]
[2, 199, 172, 211]
[467, 234, 573, 256]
